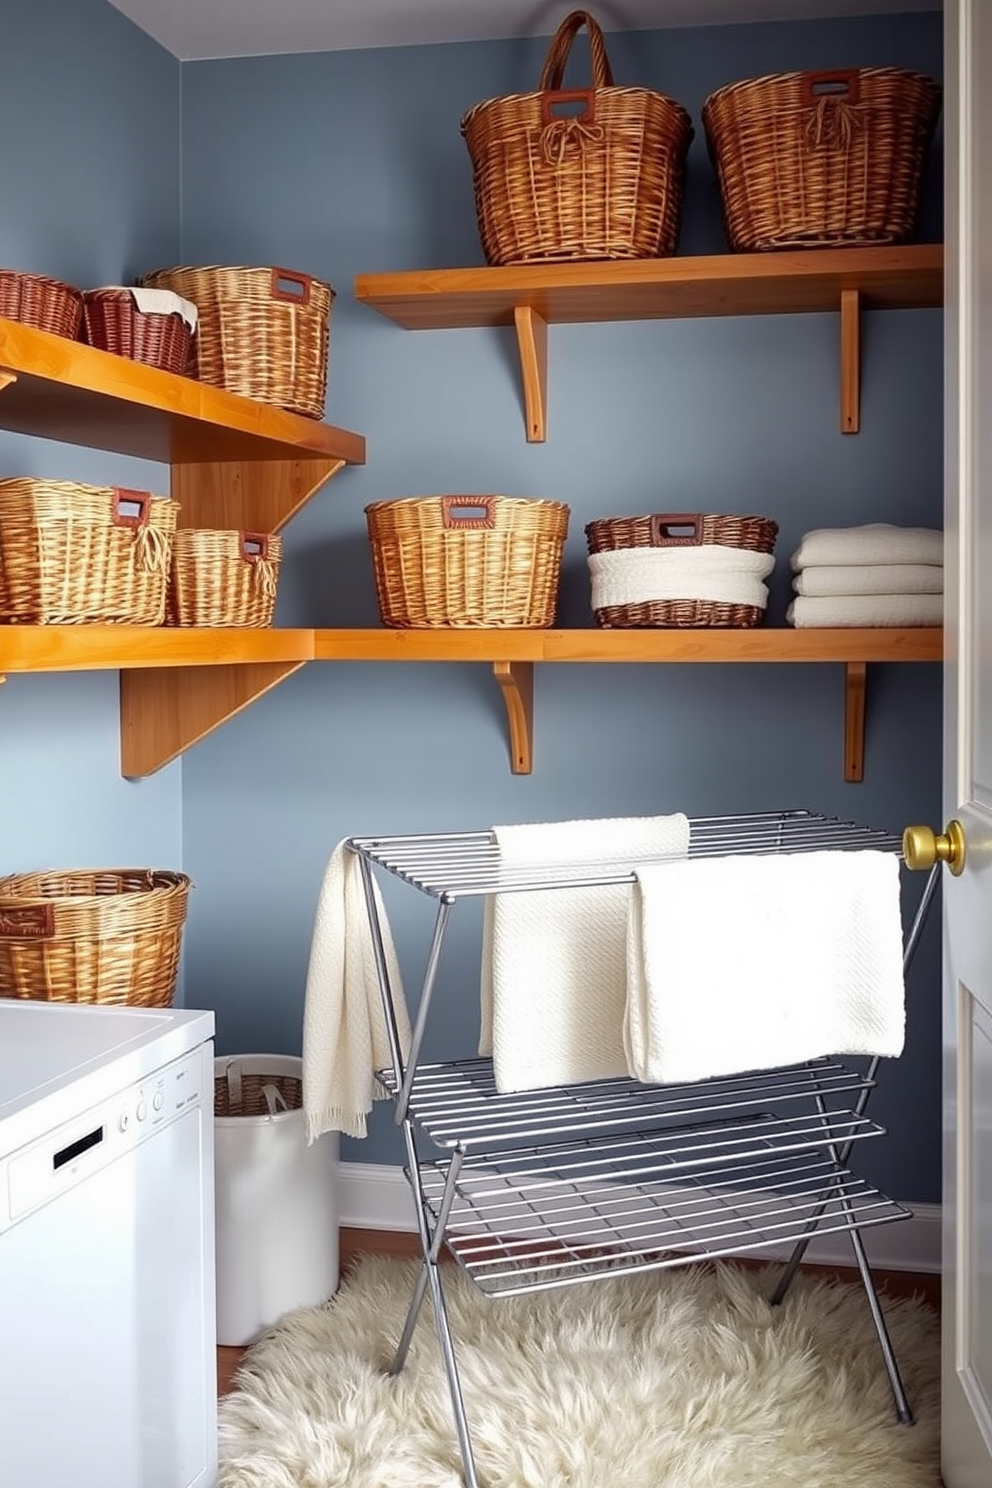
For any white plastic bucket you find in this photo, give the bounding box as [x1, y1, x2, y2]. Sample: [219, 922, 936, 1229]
[213, 1054, 339, 1347]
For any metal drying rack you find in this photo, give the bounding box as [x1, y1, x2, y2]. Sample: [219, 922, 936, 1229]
[346, 810, 939, 1488]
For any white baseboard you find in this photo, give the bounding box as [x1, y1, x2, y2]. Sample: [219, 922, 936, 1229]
[338, 1161, 942, 1274]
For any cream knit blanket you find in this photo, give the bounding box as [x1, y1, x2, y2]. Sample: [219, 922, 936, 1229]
[792, 563, 944, 597]
[589, 546, 774, 612]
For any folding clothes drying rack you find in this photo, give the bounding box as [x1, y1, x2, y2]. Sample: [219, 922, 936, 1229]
[346, 811, 939, 1488]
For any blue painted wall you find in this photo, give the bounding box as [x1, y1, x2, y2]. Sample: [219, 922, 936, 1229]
[0, 0, 183, 876]
[178, 12, 945, 1203]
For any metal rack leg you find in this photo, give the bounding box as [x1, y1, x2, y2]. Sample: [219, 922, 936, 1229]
[847, 1226, 914, 1424]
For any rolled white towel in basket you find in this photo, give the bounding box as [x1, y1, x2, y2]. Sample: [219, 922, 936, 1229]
[302, 840, 411, 1141]
[624, 849, 905, 1086]
[786, 593, 943, 628]
[790, 524, 943, 572]
[792, 563, 944, 598]
[589, 546, 775, 613]
[480, 814, 690, 1094]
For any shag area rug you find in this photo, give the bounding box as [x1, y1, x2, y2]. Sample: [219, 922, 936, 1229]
[217, 1254, 940, 1488]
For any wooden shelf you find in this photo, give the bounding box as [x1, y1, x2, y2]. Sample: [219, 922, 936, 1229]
[355, 244, 944, 440]
[0, 318, 366, 770]
[1, 626, 941, 781]
[311, 626, 943, 781]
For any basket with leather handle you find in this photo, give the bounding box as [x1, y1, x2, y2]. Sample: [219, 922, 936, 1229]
[702, 66, 941, 251]
[367, 494, 570, 628]
[0, 868, 191, 1007]
[461, 8, 693, 264]
[585, 511, 779, 628]
[167, 528, 282, 627]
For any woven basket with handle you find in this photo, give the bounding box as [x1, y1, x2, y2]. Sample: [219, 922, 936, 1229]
[140, 265, 333, 419]
[0, 868, 191, 1007]
[702, 67, 941, 251]
[0, 478, 177, 625]
[461, 9, 693, 264]
[585, 511, 779, 628]
[167, 529, 282, 628]
[82, 287, 196, 376]
[367, 495, 570, 628]
[0, 269, 83, 339]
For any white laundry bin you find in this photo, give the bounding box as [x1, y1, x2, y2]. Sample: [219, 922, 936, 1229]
[213, 1054, 339, 1347]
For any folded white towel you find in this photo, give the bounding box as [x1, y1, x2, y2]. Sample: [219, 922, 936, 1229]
[792, 563, 944, 598]
[624, 849, 905, 1086]
[302, 841, 411, 1141]
[589, 546, 774, 612]
[787, 593, 943, 627]
[790, 524, 942, 572]
[480, 814, 690, 1094]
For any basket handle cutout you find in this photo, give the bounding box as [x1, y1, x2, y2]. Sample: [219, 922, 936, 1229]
[240, 532, 270, 561]
[650, 514, 704, 547]
[539, 9, 614, 92]
[801, 69, 861, 107]
[111, 488, 150, 528]
[441, 496, 496, 530]
[540, 88, 596, 127]
[0, 904, 55, 939]
[270, 268, 312, 306]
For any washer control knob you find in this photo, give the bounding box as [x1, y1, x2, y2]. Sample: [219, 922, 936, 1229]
[152, 1090, 165, 1112]
[119, 1111, 130, 1133]
[136, 1101, 147, 1122]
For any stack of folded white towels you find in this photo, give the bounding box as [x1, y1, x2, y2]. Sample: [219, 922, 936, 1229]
[786, 523, 943, 628]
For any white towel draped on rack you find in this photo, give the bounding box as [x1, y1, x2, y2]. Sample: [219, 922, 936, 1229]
[480, 814, 691, 1093]
[624, 848, 906, 1086]
[302, 840, 411, 1141]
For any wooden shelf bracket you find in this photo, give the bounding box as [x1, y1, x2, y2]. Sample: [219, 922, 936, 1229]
[0, 371, 17, 395]
[844, 660, 868, 782]
[171, 456, 347, 533]
[513, 306, 548, 444]
[493, 660, 534, 774]
[120, 660, 307, 777]
[840, 288, 861, 435]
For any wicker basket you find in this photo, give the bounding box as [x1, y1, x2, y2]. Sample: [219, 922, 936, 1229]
[585, 511, 779, 628]
[366, 495, 570, 628]
[461, 9, 693, 264]
[702, 67, 941, 251]
[167, 529, 282, 628]
[83, 287, 197, 376]
[0, 478, 178, 625]
[0, 868, 191, 1007]
[0, 269, 83, 339]
[140, 264, 333, 419]
[214, 1069, 303, 1118]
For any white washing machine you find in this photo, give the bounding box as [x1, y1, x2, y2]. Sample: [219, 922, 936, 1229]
[0, 1001, 217, 1488]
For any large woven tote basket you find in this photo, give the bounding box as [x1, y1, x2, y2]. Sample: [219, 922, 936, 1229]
[702, 67, 941, 251]
[366, 495, 570, 628]
[0, 478, 177, 624]
[461, 9, 693, 264]
[140, 265, 333, 419]
[0, 868, 191, 1007]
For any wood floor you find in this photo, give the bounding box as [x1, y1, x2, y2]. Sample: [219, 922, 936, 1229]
[217, 1225, 941, 1398]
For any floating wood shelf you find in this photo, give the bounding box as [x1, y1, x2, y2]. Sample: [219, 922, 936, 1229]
[355, 244, 944, 440]
[0, 318, 366, 770]
[0, 626, 941, 780]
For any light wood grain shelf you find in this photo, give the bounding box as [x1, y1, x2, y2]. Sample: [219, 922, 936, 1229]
[0, 626, 941, 780]
[0, 317, 366, 771]
[355, 244, 944, 440]
[311, 626, 944, 781]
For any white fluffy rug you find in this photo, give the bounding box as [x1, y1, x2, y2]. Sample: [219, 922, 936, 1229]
[217, 1255, 940, 1488]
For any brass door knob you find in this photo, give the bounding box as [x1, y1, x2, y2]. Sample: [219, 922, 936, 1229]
[902, 820, 966, 876]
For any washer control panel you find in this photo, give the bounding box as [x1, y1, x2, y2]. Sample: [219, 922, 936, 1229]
[2, 1046, 205, 1231]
